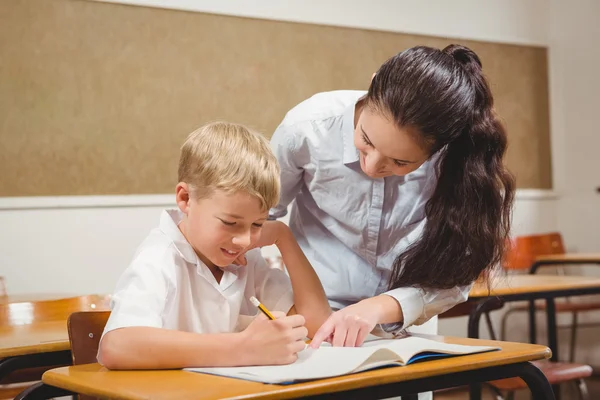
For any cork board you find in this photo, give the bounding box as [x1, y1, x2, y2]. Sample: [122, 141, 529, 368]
[0, 0, 551, 196]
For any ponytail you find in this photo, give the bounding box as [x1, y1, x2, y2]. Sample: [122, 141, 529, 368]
[367, 44, 515, 290]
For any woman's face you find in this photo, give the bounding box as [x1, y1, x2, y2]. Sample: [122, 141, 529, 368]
[354, 105, 430, 178]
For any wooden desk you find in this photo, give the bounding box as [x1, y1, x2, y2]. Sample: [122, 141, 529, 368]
[23, 335, 553, 400]
[470, 274, 600, 298]
[467, 274, 600, 400]
[0, 321, 72, 380]
[534, 253, 600, 265]
[0, 321, 69, 358]
[469, 274, 600, 347]
[0, 294, 77, 305]
[529, 253, 600, 275]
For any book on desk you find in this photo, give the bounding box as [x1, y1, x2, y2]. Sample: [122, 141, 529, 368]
[186, 335, 499, 384]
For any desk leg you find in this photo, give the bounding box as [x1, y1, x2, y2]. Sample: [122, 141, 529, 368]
[467, 298, 504, 400]
[468, 383, 482, 400]
[515, 362, 556, 400]
[546, 297, 558, 361]
[545, 297, 561, 399]
[529, 298, 537, 344]
[14, 382, 74, 400]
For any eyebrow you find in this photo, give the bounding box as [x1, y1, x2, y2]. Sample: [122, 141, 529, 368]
[222, 213, 244, 219]
[360, 126, 417, 164]
[221, 213, 267, 221]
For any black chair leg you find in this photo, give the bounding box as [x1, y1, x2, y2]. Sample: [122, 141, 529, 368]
[13, 382, 74, 400]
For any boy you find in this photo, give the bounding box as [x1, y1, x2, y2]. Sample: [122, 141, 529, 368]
[98, 121, 337, 369]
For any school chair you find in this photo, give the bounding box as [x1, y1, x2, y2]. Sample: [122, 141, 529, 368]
[67, 310, 111, 400]
[500, 232, 600, 362]
[0, 295, 110, 399]
[490, 232, 594, 400]
[439, 279, 592, 400]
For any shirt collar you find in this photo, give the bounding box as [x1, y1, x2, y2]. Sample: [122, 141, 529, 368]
[341, 94, 364, 165]
[160, 209, 201, 265]
[159, 209, 243, 274]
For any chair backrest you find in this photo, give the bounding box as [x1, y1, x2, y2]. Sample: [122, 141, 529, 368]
[0, 294, 110, 326]
[67, 311, 111, 365]
[503, 232, 566, 271]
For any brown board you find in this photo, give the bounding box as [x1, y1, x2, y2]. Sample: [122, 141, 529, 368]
[0, 0, 551, 196]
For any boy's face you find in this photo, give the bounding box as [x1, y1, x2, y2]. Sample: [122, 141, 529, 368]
[176, 184, 268, 269]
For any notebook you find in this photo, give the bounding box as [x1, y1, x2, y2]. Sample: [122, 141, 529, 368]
[186, 335, 499, 384]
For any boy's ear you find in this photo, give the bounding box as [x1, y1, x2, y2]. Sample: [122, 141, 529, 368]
[175, 182, 191, 214]
[371, 72, 376, 82]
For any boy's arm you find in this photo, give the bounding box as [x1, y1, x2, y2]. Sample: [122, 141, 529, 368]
[100, 314, 308, 370]
[99, 327, 242, 370]
[273, 223, 332, 337]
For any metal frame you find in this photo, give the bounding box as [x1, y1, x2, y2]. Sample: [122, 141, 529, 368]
[468, 285, 600, 400]
[15, 361, 554, 400]
[0, 350, 72, 380]
[529, 258, 600, 361]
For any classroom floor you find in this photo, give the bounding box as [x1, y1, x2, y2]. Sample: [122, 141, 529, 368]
[433, 374, 600, 399]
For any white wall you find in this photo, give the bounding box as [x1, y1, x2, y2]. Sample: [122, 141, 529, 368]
[548, 0, 600, 254]
[99, 0, 548, 46]
[0, 191, 557, 295]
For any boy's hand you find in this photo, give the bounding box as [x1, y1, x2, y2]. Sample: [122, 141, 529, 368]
[253, 220, 289, 248]
[238, 313, 308, 365]
[232, 221, 290, 266]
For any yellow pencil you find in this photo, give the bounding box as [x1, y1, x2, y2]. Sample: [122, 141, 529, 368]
[250, 296, 276, 320]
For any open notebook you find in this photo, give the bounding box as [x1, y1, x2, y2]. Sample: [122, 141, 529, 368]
[186, 336, 499, 384]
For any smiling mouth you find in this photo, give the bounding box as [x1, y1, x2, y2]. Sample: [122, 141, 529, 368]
[221, 248, 241, 258]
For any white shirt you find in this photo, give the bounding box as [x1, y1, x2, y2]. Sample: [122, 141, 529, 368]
[270, 90, 471, 330]
[101, 209, 294, 342]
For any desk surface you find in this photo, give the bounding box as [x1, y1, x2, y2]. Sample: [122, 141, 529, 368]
[0, 320, 69, 358]
[470, 274, 600, 298]
[0, 294, 77, 304]
[535, 253, 600, 263]
[42, 335, 550, 400]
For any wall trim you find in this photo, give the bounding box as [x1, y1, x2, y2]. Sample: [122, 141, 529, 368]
[93, 0, 548, 47]
[0, 189, 557, 211]
[0, 195, 176, 211]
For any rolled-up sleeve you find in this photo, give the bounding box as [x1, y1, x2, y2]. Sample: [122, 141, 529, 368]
[383, 284, 472, 330]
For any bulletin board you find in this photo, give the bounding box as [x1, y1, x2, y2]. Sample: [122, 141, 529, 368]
[0, 0, 551, 196]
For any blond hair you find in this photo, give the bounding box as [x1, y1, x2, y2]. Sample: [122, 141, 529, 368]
[178, 121, 280, 211]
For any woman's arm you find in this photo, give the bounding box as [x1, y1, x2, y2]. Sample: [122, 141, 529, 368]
[310, 285, 471, 348]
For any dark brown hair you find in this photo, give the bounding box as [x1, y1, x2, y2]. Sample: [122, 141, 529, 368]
[366, 44, 515, 290]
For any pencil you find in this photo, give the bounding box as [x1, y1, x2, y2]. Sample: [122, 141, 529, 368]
[250, 296, 276, 320]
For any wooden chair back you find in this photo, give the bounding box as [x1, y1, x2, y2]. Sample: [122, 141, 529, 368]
[0, 294, 110, 326]
[503, 232, 565, 271]
[67, 311, 110, 365]
[66, 311, 111, 400]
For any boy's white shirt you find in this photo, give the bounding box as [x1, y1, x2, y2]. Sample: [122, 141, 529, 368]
[98, 209, 294, 364]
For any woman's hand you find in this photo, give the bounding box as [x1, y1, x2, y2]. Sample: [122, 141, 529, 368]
[309, 300, 379, 348]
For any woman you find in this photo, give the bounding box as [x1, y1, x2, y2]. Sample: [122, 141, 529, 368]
[270, 44, 515, 349]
